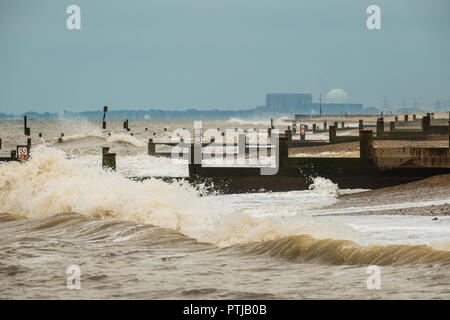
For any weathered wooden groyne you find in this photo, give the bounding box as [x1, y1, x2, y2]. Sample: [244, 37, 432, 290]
[2, 112, 450, 194]
[138, 118, 450, 193]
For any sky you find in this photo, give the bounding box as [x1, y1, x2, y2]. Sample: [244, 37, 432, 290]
[0, 0, 449, 113]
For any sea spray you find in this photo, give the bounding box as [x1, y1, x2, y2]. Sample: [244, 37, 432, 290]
[308, 176, 340, 196]
[106, 133, 145, 147]
[0, 146, 323, 246]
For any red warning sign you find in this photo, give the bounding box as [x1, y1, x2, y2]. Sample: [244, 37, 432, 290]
[17, 146, 28, 161]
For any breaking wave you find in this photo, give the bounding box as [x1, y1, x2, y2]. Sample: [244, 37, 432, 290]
[54, 132, 144, 147]
[233, 235, 450, 266]
[1, 146, 449, 266]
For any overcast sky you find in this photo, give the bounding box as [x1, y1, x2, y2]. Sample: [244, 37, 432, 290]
[0, 0, 449, 113]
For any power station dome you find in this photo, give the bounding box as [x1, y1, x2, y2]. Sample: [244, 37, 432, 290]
[326, 89, 349, 103]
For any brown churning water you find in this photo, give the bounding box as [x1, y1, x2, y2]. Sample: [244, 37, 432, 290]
[1, 119, 450, 299]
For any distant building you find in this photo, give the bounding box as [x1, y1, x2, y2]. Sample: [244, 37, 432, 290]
[265, 93, 367, 115]
[265, 93, 312, 113]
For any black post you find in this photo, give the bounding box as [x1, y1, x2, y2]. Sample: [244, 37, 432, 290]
[359, 130, 374, 160]
[376, 118, 384, 138]
[102, 106, 108, 129]
[358, 120, 364, 130]
[148, 139, 155, 155]
[329, 125, 337, 144]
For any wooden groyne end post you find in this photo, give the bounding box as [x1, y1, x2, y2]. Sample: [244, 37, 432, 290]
[148, 139, 155, 155]
[389, 121, 395, 132]
[102, 150, 116, 170]
[358, 119, 364, 130]
[422, 115, 431, 134]
[24, 116, 30, 136]
[376, 117, 385, 138]
[102, 106, 108, 129]
[359, 130, 374, 160]
[329, 125, 337, 144]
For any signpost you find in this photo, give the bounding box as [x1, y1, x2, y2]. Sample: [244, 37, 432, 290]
[17, 145, 29, 161]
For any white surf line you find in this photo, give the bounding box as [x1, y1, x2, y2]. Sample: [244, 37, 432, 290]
[310, 198, 450, 216]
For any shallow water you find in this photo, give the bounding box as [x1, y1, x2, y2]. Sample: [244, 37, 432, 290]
[0, 119, 449, 299]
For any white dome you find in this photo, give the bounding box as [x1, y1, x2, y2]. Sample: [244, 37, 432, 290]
[326, 89, 349, 103]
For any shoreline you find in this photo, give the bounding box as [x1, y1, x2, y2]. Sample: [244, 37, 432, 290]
[321, 174, 450, 217]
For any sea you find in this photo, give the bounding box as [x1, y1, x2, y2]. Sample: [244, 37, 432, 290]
[0, 119, 450, 299]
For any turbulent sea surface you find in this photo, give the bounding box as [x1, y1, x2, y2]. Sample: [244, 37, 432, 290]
[1, 119, 450, 299]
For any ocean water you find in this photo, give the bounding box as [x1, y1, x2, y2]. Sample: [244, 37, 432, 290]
[0, 119, 449, 299]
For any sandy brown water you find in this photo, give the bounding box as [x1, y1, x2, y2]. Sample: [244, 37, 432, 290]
[1, 119, 450, 299]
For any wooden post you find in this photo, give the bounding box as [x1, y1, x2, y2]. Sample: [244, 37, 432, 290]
[102, 147, 110, 154]
[323, 121, 327, 130]
[148, 139, 155, 155]
[359, 130, 374, 160]
[312, 124, 317, 132]
[188, 145, 202, 177]
[389, 121, 395, 132]
[395, 116, 398, 122]
[341, 121, 345, 129]
[422, 115, 431, 134]
[404, 115, 408, 122]
[285, 128, 292, 141]
[27, 138, 31, 147]
[376, 118, 384, 138]
[279, 137, 289, 169]
[329, 125, 337, 144]
[24, 116, 30, 136]
[102, 152, 116, 170]
[358, 119, 364, 130]
[0, 139, 2, 150]
[413, 114, 416, 121]
[270, 118, 274, 129]
[102, 106, 108, 129]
